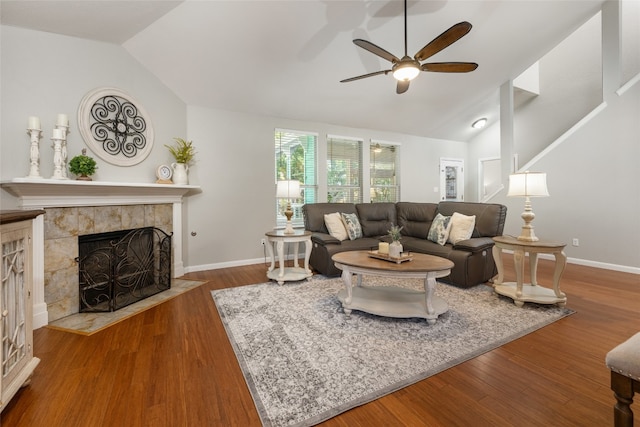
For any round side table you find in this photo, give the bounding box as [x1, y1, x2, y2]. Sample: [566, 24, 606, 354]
[492, 235, 567, 307]
[265, 230, 312, 285]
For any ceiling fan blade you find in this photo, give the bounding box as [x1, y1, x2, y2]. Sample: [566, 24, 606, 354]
[340, 70, 390, 83]
[414, 21, 472, 62]
[396, 80, 410, 94]
[421, 62, 478, 73]
[353, 39, 400, 63]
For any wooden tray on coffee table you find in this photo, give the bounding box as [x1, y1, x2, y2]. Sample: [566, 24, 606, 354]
[368, 250, 413, 264]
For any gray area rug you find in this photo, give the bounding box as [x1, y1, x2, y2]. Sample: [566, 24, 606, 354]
[211, 276, 574, 427]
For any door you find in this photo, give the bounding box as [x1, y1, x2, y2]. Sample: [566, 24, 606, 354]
[440, 158, 464, 202]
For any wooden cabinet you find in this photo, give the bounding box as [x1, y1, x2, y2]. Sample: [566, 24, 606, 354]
[1, 210, 43, 412]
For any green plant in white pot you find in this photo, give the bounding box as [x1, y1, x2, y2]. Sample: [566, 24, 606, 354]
[68, 149, 97, 181]
[165, 138, 195, 185]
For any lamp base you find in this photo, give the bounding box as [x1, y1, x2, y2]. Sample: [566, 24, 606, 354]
[283, 205, 295, 234]
[283, 221, 295, 235]
[517, 226, 539, 242]
[518, 200, 539, 241]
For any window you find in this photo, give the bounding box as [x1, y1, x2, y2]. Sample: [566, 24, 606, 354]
[275, 129, 317, 227]
[327, 135, 362, 203]
[370, 141, 400, 202]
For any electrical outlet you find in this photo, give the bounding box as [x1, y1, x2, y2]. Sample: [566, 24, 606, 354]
[572, 238, 579, 247]
[261, 238, 266, 246]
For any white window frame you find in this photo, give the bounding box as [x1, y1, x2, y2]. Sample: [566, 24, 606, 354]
[275, 129, 318, 228]
[326, 134, 363, 204]
[369, 139, 400, 203]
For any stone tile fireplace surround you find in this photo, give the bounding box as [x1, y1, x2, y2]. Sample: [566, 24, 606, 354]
[45, 204, 172, 321]
[0, 179, 199, 328]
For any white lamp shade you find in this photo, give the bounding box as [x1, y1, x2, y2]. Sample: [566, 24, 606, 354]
[276, 180, 301, 199]
[507, 172, 549, 197]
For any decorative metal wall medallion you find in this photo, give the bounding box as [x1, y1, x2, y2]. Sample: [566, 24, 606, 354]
[78, 87, 154, 166]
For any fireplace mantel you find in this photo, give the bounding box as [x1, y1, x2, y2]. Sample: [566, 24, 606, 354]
[1, 178, 200, 209]
[1, 178, 201, 329]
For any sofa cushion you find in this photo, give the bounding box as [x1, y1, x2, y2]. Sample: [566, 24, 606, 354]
[341, 212, 363, 240]
[303, 203, 357, 234]
[324, 213, 348, 241]
[427, 213, 451, 245]
[356, 202, 397, 237]
[448, 212, 476, 244]
[438, 201, 507, 237]
[402, 236, 452, 258]
[396, 202, 439, 239]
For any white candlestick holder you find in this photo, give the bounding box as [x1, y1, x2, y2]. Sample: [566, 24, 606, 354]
[26, 127, 43, 178]
[51, 136, 66, 179]
[55, 124, 70, 179]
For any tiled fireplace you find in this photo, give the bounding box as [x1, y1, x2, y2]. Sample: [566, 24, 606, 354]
[44, 204, 172, 321]
[0, 179, 199, 327]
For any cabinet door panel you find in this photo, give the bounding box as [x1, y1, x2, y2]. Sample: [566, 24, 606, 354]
[1, 222, 31, 394]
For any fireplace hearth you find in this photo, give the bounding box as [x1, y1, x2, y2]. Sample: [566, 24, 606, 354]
[77, 227, 172, 312]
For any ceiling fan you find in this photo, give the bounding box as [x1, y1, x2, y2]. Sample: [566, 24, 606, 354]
[340, 0, 478, 94]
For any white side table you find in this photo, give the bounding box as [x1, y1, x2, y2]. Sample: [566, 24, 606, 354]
[265, 230, 312, 285]
[492, 235, 567, 307]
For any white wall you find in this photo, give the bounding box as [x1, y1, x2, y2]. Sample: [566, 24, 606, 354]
[0, 25, 470, 273]
[465, 3, 640, 272]
[621, 0, 640, 83]
[514, 12, 603, 167]
[4, 21, 637, 274]
[184, 105, 468, 270]
[490, 81, 639, 271]
[0, 26, 187, 207]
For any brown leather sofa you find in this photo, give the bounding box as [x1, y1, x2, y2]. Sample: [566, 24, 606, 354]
[302, 201, 507, 288]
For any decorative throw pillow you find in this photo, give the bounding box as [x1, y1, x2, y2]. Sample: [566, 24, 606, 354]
[427, 213, 452, 245]
[448, 212, 476, 244]
[324, 212, 348, 241]
[340, 212, 363, 240]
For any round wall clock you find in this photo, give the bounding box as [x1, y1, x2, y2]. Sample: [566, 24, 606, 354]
[78, 87, 154, 166]
[156, 164, 173, 184]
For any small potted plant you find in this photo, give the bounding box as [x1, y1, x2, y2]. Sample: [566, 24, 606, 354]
[69, 148, 97, 181]
[387, 224, 403, 258]
[165, 137, 196, 165]
[165, 138, 196, 185]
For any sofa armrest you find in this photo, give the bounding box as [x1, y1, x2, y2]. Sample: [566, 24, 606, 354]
[311, 232, 341, 246]
[453, 237, 495, 252]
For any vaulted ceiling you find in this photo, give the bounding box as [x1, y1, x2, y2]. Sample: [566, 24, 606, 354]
[1, 0, 605, 141]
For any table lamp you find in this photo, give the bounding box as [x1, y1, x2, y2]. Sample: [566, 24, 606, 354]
[276, 180, 301, 234]
[507, 171, 549, 242]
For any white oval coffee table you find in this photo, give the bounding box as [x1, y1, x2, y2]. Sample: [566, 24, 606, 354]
[332, 251, 454, 325]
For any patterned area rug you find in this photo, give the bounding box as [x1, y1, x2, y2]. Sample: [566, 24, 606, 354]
[212, 276, 574, 427]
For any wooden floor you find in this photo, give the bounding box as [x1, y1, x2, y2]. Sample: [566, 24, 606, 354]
[3, 256, 639, 426]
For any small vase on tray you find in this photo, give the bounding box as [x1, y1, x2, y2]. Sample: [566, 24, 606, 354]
[389, 241, 403, 258]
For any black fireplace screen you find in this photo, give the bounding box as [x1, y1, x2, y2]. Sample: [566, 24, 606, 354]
[77, 227, 172, 312]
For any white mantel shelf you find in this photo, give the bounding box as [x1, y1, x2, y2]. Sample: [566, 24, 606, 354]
[1, 178, 201, 209]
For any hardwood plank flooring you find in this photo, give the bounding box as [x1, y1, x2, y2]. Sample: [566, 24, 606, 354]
[2, 256, 638, 426]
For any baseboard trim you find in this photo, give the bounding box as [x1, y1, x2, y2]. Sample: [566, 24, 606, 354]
[185, 258, 266, 273]
[33, 302, 49, 330]
[499, 249, 640, 275]
[185, 254, 639, 276]
[564, 256, 640, 275]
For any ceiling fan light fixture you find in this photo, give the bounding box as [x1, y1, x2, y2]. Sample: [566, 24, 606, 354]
[392, 63, 420, 81]
[472, 118, 487, 129]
